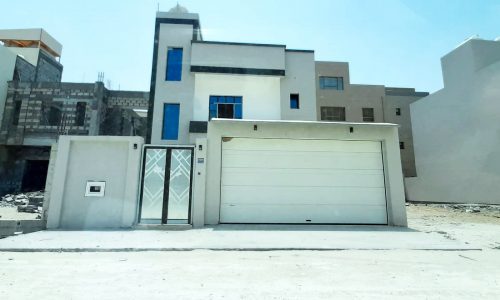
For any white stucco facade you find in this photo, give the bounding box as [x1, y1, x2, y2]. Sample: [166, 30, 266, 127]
[193, 74, 281, 121]
[148, 11, 317, 146]
[46, 136, 144, 229]
[406, 38, 500, 205]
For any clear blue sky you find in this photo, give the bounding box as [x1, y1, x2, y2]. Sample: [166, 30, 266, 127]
[1, 0, 498, 93]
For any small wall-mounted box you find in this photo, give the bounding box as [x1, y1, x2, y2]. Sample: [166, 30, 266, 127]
[85, 181, 106, 197]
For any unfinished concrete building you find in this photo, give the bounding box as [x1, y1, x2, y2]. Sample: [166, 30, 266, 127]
[0, 29, 149, 196]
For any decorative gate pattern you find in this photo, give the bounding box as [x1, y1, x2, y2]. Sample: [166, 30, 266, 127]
[139, 147, 193, 225]
[166, 149, 193, 221]
[140, 149, 167, 221]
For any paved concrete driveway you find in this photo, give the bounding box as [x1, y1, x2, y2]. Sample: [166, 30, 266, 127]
[0, 204, 499, 299]
[0, 225, 478, 251]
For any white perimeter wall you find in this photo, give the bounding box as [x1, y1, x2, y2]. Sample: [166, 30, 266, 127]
[406, 40, 500, 204]
[193, 74, 281, 121]
[203, 120, 407, 227]
[46, 136, 144, 229]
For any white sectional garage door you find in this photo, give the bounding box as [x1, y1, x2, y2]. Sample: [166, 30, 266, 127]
[220, 138, 388, 224]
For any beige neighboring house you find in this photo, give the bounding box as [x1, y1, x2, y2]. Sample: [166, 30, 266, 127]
[406, 37, 500, 205]
[315, 61, 429, 177]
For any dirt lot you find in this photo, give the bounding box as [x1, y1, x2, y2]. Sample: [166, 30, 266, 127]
[407, 203, 500, 249]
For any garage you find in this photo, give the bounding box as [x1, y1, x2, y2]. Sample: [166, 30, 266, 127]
[220, 137, 388, 224]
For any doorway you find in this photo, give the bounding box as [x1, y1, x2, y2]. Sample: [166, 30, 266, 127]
[21, 160, 49, 192]
[139, 146, 194, 225]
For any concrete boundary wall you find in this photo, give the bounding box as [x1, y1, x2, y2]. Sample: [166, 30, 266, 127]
[46, 136, 144, 229]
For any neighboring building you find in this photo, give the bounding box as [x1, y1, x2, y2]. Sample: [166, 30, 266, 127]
[0, 29, 63, 83]
[0, 29, 149, 196]
[0, 81, 149, 196]
[406, 38, 500, 205]
[315, 61, 429, 177]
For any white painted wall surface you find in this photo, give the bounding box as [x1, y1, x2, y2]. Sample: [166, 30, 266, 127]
[0, 45, 17, 127]
[204, 120, 407, 227]
[6, 48, 39, 66]
[191, 42, 285, 70]
[46, 136, 144, 229]
[406, 39, 500, 205]
[280, 51, 317, 121]
[151, 23, 196, 145]
[193, 74, 281, 121]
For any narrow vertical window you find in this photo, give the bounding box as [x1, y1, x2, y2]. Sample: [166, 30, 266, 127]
[166, 48, 183, 81]
[162, 103, 180, 140]
[290, 94, 300, 109]
[12, 101, 22, 125]
[75, 102, 86, 126]
[400, 142, 405, 150]
[396, 108, 401, 116]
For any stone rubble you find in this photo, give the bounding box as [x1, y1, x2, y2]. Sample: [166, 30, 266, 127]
[0, 191, 44, 219]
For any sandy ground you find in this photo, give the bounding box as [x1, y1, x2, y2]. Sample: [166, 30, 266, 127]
[0, 206, 40, 220]
[0, 204, 499, 299]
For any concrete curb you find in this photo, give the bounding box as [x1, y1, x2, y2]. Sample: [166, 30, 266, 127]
[0, 247, 483, 253]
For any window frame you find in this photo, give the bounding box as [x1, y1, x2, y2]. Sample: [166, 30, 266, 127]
[362, 107, 375, 122]
[290, 93, 300, 109]
[319, 76, 344, 90]
[75, 101, 87, 126]
[166, 47, 183, 82]
[320, 106, 346, 122]
[209, 96, 243, 120]
[162, 103, 180, 140]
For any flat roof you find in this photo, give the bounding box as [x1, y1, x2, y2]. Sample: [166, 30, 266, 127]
[0, 28, 62, 57]
[210, 119, 399, 127]
[193, 40, 286, 48]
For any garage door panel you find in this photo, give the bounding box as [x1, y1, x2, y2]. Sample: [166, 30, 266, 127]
[222, 168, 385, 188]
[222, 138, 382, 153]
[222, 186, 387, 206]
[222, 152, 383, 170]
[220, 204, 388, 224]
[220, 138, 388, 225]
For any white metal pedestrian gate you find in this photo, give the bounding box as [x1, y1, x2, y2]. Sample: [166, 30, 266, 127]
[220, 138, 388, 224]
[139, 146, 194, 224]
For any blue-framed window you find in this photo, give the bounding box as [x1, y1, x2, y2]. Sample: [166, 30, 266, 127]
[162, 103, 180, 140]
[209, 96, 243, 120]
[319, 76, 344, 90]
[166, 48, 183, 81]
[290, 94, 300, 109]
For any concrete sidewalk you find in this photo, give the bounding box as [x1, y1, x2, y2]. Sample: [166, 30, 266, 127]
[0, 225, 478, 251]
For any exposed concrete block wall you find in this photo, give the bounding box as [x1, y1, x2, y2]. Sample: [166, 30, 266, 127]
[13, 56, 36, 82]
[34, 50, 63, 83]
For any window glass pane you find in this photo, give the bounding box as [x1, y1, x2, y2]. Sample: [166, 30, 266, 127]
[234, 104, 242, 119]
[162, 103, 180, 140]
[140, 148, 167, 224]
[166, 48, 183, 81]
[320, 77, 344, 90]
[290, 94, 299, 109]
